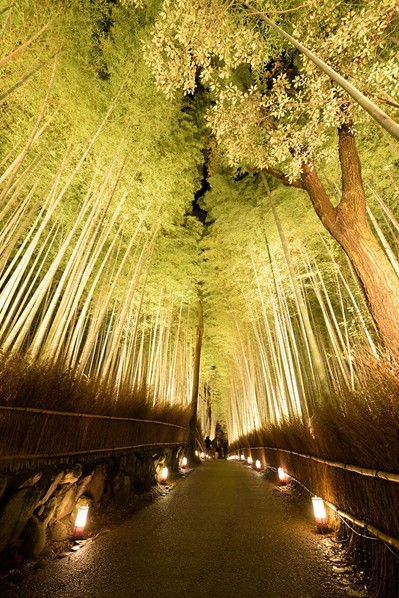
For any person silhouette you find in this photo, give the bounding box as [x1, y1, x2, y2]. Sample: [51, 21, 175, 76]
[205, 435, 212, 458]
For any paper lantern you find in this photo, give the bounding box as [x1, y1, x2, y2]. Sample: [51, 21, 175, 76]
[312, 497, 328, 531]
[278, 467, 287, 483]
[74, 504, 89, 539]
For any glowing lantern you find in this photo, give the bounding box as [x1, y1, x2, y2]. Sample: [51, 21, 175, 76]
[160, 467, 168, 482]
[278, 467, 287, 483]
[200, 452, 205, 459]
[247, 456, 253, 465]
[195, 450, 199, 456]
[182, 457, 188, 468]
[312, 497, 328, 531]
[255, 459, 261, 470]
[74, 504, 89, 539]
[241, 454, 246, 461]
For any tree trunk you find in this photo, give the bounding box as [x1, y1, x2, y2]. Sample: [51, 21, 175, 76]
[301, 124, 399, 359]
[188, 300, 204, 464]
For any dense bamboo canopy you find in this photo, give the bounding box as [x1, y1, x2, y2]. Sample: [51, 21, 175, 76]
[1, 0, 399, 442]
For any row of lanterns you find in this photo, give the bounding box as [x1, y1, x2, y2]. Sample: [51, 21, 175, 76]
[72, 456, 191, 539]
[73, 451, 328, 539]
[231, 453, 328, 532]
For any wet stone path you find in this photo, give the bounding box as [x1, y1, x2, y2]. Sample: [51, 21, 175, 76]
[1, 460, 365, 597]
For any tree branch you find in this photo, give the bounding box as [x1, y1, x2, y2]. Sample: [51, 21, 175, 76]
[300, 161, 337, 233]
[262, 167, 304, 189]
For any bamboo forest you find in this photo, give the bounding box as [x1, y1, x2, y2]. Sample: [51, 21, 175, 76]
[1, 1, 399, 596]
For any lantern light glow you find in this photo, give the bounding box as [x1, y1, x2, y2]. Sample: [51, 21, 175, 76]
[278, 467, 287, 483]
[74, 504, 89, 538]
[182, 457, 188, 467]
[255, 459, 261, 470]
[312, 496, 328, 531]
[160, 467, 168, 482]
[247, 456, 253, 465]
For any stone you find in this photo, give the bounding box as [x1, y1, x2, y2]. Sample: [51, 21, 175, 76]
[76, 472, 94, 500]
[36, 470, 63, 507]
[20, 515, 46, 560]
[0, 474, 7, 501]
[86, 464, 107, 509]
[0, 487, 41, 553]
[99, 483, 112, 511]
[38, 496, 57, 527]
[125, 453, 138, 474]
[133, 455, 156, 492]
[113, 474, 131, 506]
[59, 464, 83, 485]
[120, 455, 128, 470]
[54, 486, 77, 521]
[9, 471, 42, 490]
[48, 520, 69, 542]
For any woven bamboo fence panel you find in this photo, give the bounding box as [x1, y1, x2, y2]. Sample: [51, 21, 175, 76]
[0, 406, 189, 470]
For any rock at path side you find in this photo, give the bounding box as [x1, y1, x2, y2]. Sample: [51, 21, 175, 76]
[20, 515, 46, 560]
[113, 474, 131, 506]
[59, 464, 83, 485]
[76, 471, 94, 500]
[86, 464, 107, 509]
[36, 469, 64, 507]
[48, 520, 69, 542]
[9, 471, 43, 490]
[37, 496, 57, 528]
[54, 485, 77, 521]
[0, 487, 41, 553]
[0, 474, 7, 501]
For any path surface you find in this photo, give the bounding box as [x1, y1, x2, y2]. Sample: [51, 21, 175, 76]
[2, 461, 349, 598]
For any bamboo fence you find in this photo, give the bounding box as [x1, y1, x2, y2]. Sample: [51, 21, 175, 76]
[0, 405, 191, 471]
[232, 444, 399, 552]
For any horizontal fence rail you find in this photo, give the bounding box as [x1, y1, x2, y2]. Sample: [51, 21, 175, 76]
[0, 442, 186, 462]
[233, 445, 399, 484]
[324, 499, 399, 551]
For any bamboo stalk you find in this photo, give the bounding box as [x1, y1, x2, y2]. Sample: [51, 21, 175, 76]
[248, 7, 399, 141]
[0, 62, 46, 102]
[0, 19, 53, 67]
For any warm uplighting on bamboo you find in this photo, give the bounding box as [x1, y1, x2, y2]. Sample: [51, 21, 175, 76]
[160, 467, 168, 482]
[181, 456, 188, 468]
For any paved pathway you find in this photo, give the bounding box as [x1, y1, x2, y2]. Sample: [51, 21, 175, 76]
[2, 461, 349, 597]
